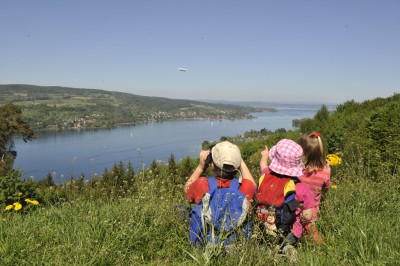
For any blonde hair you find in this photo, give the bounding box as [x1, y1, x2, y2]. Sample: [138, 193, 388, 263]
[298, 132, 327, 172]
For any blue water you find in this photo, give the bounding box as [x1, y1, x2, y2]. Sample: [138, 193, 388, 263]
[14, 103, 328, 182]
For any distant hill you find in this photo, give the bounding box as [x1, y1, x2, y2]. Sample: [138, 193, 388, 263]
[200, 99, 338, 109]
[0, 84, 259, 130]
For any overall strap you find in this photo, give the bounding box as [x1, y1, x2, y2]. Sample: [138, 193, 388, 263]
[284, 192, 296, 204]
[291, 177, 301, 183]
[207, 177, 217, 191]
[229, 178, 240, 190]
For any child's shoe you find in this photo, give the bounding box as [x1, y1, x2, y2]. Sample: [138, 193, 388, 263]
[305, 223, 324, 245]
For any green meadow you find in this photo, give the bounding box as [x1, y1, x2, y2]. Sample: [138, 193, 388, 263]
[1, 94, 400, 265]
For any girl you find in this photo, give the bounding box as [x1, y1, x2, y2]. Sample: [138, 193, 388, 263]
[292, 132, 331, 244]
[257, 139, 315, 259]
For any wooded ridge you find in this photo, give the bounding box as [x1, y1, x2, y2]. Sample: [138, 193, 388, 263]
[0, 84, 266, 130]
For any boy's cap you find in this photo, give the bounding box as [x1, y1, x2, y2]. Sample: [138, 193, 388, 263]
[211, 141, 242, 171]
[269, 139, 304, 177]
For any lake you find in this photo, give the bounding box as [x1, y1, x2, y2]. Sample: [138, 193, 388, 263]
[14, 102, 331, 183]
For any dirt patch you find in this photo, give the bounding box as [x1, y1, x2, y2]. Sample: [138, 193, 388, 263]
[72, 96, 92, 100]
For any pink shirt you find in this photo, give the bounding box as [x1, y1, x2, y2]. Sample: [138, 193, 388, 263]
[291, 167, 331, 238]
[294, 182, 315, 211]
[291, 182, 316, 238]
[299, 167, 331, 222]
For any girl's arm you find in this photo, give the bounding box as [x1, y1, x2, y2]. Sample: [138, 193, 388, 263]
[259, 145, 269, 171]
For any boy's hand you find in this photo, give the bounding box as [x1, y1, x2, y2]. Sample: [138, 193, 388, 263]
[199, 150, 210, 169]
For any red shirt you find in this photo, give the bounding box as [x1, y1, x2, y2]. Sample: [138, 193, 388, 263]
[186, 177, 256, 204]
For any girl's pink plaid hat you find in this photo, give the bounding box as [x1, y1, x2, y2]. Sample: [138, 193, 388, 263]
[269, 139, 304, 177]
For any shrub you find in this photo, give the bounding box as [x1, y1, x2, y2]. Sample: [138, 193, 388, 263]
[0, 168, 40, 213]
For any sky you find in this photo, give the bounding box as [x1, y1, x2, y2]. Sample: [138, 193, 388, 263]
[1, 1, 399, 104]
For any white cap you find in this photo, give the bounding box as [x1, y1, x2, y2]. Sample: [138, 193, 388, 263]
[211, 141, 242, 172]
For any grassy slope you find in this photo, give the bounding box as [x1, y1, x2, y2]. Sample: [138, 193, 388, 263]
[1, 163, 399, 265]
[1, 93, 400, 265]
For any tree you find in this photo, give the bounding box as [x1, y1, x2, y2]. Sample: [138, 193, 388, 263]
[0, 104, 36, 175]
[314, 104, 330, 124]
[274, 128, 286, 134]
[38, 172, 56, 187]
[366, 101, 400, 175]
[179, 157, 194, 180]
[202, 140, 211, 150]
[125, 161, 135, 193]
[168, 154, 177, 177]
[150, 160, 160, 176]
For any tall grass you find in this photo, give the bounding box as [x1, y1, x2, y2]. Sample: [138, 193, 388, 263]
[0, 179, 189, 265]
[1, 158, 399, 265]
[300, 172, 400, 266]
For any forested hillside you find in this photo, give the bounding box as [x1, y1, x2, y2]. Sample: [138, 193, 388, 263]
[0, 84, 259, 129]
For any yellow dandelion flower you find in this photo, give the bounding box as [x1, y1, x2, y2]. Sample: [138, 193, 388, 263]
[25, 198, 39, 205]
[5, 205, 14, 211]
[332, 185, 337, 189]
[13, 202, 22, 211]
[18, 192, 23, 197]
[326, 153, 342, 166]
